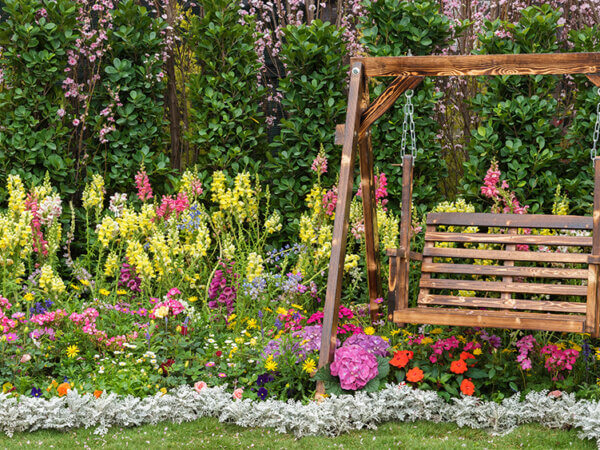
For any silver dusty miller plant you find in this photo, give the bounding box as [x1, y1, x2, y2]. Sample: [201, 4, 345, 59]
[0, 385, 600, 445]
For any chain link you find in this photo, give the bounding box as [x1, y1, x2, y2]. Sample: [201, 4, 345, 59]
[400, 89, 416, 162]
[592, 88, 600, 160]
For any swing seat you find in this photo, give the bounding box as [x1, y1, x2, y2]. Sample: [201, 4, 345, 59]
[389, 211, 598, 334]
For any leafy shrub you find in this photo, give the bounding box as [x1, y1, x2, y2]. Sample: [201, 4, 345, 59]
[86, 0, 171, 194]
[359, 0, 459, 215]
[0, 0, 79, 200]
[186, 0, 266, 173]
[461, 6, 570, 213]
[267, 20, 348, 223]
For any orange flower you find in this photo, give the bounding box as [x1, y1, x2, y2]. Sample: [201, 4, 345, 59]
[93, 390, 102, 399]
[450, 359, 468, 374]
[390, 350, 414, 369]
[57, 382, 71, 397]
[460, 351, 474, 361]
[460, 379, 475, 396]
[406, 367, 424, 383]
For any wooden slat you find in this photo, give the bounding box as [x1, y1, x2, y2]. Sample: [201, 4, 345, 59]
[425, 232, 592, 247]
[421, 262, 589, 279]
[419, 278, 587, 296]
[423, 246, 589, 263]
[420, 225, 436, 305]
[319, 62, 364, 382]
[427, 212, 592, 229]
[393, 308, 585, 333]
[418, 294, 587, 314]
[354, 53, 600, 78]
[587, 74, 600, 87]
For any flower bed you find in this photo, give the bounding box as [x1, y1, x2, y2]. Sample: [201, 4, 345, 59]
[0, 159, 599, 412]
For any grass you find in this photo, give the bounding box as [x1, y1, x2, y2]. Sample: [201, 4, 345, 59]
[0, 418, 594, 449]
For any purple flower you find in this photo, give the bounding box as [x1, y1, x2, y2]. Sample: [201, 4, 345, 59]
[257, 387, 268, 400]
[30, 387, 42, 397]
[343, 333, 390, 357]
[330, 345, 378, 390]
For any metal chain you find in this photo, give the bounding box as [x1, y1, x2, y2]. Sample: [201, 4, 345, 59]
[400, 89, 416, 161]
[592, 88, 600, 160]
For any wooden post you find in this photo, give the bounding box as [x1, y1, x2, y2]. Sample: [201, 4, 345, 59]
[395, 155, 414, 325]
[587, 158, 600, 337]
[317, 62, 364, 394]
[358, 83, 383, 323]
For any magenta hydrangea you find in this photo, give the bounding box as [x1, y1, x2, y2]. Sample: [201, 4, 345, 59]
[330, 344, 378, 391]
[343, 333, 390, 357]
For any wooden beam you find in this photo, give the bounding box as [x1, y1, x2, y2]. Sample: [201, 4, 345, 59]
[353, 53, 600, 77]
[587, 74, 600, 87]
[317, 62, 364, 392]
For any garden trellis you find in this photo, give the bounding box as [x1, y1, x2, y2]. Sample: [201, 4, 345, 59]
[318, 52, 600, 382]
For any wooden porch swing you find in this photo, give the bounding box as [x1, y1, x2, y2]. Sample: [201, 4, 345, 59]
[317, 53, 600, 381]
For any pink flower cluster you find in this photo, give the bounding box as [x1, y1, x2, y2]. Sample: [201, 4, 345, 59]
[208, 262, 238, 316]
[30, 309, 68, 326]
[516, 335, 537, 370]
[429, 336, 460, 363]
[330, 344, 378, 390]
[481, 161, 529, 215]
[356, 173, 389, 207]
[135, 169, 153, 202]
[0, 297, 16, 333]
[150, 298, 185, 319]
[69, 308, 99, 325]
[156, 192, 190, 220]
[541, 344, 579, 380]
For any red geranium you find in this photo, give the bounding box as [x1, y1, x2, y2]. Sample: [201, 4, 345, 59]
[406, 367, 424, 383]
[390, 350, 414, 369]
[460, 378, 475, 396]
[450, 359, 468, 374]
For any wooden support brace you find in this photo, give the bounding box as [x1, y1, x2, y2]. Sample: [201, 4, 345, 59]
[317, 62, 365, 394]
[334, 76, 423, 145]
[587, 74, 600, 87]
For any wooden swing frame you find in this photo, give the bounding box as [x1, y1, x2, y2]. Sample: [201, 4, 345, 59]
[317, 53, 600, 391]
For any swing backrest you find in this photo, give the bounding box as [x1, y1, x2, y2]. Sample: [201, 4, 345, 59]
[413, 212, 594, 332]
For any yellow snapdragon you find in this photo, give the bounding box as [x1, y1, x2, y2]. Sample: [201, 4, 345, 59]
[82, 174, 105, 211]
[39, 264, 66, 295]
[246, 252, 264, 282]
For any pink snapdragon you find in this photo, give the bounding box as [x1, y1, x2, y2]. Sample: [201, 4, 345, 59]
[311, 151, 328, 176]
[135, 169, 153, 202]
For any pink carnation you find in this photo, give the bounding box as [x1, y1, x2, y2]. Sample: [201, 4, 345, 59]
[330, 344, 378, 390]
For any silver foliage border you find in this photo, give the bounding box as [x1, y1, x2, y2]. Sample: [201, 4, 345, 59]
[0, 384, 599, 444]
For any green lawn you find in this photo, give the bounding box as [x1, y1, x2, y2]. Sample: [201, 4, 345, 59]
[0, 418, 593, 449]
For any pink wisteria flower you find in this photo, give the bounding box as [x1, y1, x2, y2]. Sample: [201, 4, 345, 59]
[330, 344, 378, 390]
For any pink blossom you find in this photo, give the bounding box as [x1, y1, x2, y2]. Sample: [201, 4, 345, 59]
[135, 169, 153, 202]
[194, 381, 207, 393]
[232, 388, 243, 400]
[330, 345, 378, 390]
